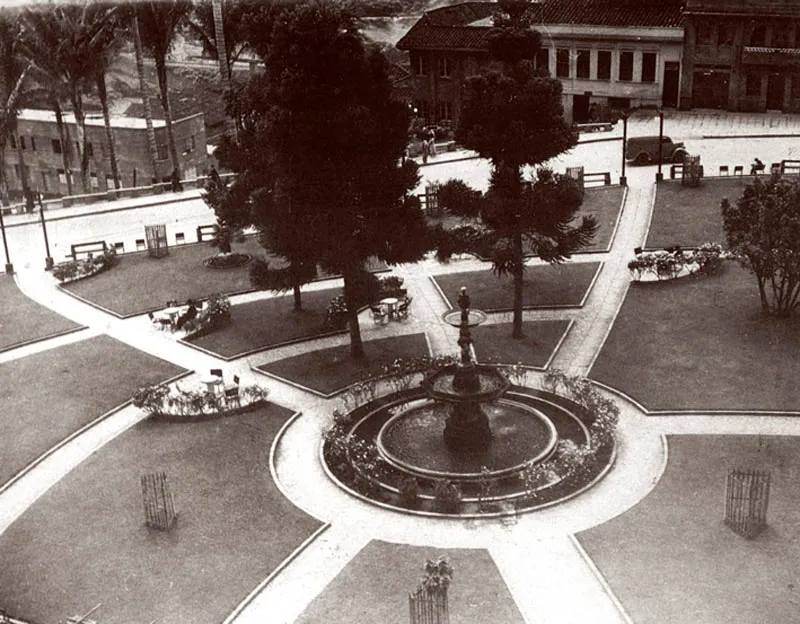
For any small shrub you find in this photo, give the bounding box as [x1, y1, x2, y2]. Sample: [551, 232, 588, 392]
[398, 476, 420, 509]
[433, 478, 461, 513]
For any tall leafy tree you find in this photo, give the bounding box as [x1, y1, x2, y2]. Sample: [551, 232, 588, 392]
[0, 9, 33, 207]
[442, 0, 596, 339]
[213, 0, 430, 358]
[136, 0, 192, 191]
[130, 12, 159, 185]
[722, 176, 800, 316]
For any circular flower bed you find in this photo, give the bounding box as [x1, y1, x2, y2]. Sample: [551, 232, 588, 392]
[321, 369, 618, 517]
[204, 253, 251, 270]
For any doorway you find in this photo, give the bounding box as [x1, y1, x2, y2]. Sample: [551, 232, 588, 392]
[692, 70, 729, 109]
[572, 93, 590, 123]
[767, 73, 785, 110]
[662, 62, 680, 107]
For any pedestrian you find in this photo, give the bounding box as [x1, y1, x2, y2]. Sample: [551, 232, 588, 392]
[750, 158, 765, 175]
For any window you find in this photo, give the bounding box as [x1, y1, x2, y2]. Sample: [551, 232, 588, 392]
[106, 173, 114, 189]
[114, 242, 124, 253]
[642, 53, 657, 83]
[773, 24, 792, 48]
[618, 51, 633, 81]
[438, 56, 451, 78]
[536, 48, 550, 75]
[556, 49, 570, 78]
[156, 144, 168, 160]
[183, 135, 195, 154]
[749, 25, 766, 46]
[412, 99, 430, 121]
[30, 136, 36, 152]
[175, 233, 186, 245]
[438, 100, 452, 121]
[9, 135, 15, 149]
[136, 239, 146, 251]
[696, 22, 715, 45]
[746, 73, 761, 96]
[57, 169, 67, 184]
[718, 24, 736, 46]
[52, 139, 62, 154]
[412, 53, 428, 76]
[576, 50, 590, 79]
[19, 136, 25, 150]
[597, 50, 611, 80]
[86, 142, 93, 158]
[90, 172, 99, 189]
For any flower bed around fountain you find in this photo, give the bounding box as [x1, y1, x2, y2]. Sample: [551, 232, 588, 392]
[321, 369, 618, 517]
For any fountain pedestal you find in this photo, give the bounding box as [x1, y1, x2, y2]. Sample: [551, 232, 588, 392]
[443, 399, 493, 453]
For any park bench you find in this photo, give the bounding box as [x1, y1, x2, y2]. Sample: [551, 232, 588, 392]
[576, 121, 614, 133]
[70, 240, 107, 261]
[583, 172, 612, 187]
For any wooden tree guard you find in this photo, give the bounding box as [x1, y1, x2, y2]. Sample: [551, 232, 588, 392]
[682, 155, 702, 187]
[725, 469, 770, 539]
[141, 472, 177, 531]
[144, 224, 169, 258]
[409, 586, 449, 624]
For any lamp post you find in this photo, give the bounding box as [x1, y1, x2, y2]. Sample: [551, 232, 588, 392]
[38, 193, 53, 270]
[0, 205, 12, 275]
[620, 113, 628, 187]
[656, 109, 664, 183]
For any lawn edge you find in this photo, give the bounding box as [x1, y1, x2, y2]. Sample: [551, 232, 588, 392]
[221, 522, 332, 624]
[573, 183, 628, 255]
[0, 324, 89, 355]
[585, 279, 633, 375]
[253, 365, 333, 398]
[0, 368, 192, 497]
[589, 378, 800, 417]
[544, 318, 575, 371]
[640, 180, 659, 251]
[568, 534, 636, 624]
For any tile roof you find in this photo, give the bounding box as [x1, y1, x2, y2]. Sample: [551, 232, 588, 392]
[397, 0, 685, 51]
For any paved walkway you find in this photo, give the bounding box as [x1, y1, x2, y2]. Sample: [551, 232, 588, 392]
[0, 140, 797, 624]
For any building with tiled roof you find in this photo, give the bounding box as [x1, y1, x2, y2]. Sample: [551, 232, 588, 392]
[681, 0, 800, 112]
[397, 0, 686, 125]
[397, 0, 800, 124]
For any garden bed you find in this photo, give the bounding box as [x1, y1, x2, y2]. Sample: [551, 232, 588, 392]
[646, 177, 747, 250]
[432, 262, 601, 312]
[471, 320, 572, 368]
[0, 275, 82, 352]
[0, 404, 321, 624]
[590, 262, 800, 412]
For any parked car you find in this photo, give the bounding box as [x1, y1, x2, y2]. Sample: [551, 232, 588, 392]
[625, 136, 687, 165]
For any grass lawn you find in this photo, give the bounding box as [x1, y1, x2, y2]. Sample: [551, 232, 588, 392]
[62, 237, 386, 317]
[578, 435, 800, 624]
[590, 263, 800, 412]
[296, 539, 525, 624]
[0, 275, 82, 351]
[187, 287, 343, 358]
[472, 320, 571, 367]
[258, 333, 430, 395]
[646, 177, 748, 250]
[573, 185, 625, 252]
[0, 404, 322, 624]
[0, 334, 184, 486]
[432, 262, 600, 312]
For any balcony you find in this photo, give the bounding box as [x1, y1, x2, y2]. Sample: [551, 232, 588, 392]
[743, 46, 800, 67]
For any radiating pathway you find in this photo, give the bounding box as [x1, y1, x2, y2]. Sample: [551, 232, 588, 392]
[2, 161, 795, 624]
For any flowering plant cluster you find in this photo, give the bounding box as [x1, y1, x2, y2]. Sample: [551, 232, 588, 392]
[381, 354, 459, 394]
[325, 295, 349, 329]
[628, 242, 725, 281]
[52, 247, 117, 283]
[432, 478, 462, 513]
[132, 381, 268, 418]
[183, 293, 232, 339]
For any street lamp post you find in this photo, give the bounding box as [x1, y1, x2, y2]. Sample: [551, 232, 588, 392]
[0, 205, 12, 275]
[656, 109, 664, 183]
[620, 113, 628, 187]
[38, 193, 53, 270]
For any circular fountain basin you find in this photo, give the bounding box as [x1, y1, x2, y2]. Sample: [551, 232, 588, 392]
[377, 399, 558, 480]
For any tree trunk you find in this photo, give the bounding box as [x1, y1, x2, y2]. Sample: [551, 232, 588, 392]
[15, 136, 32, 210]
[293, 283, 302, 311]
[212, 0, 230, 90]
[53, 101, 73, 196]
[132, 15, 159, 185]
[154, 56, 182, 192]
[70, 90, 90, 194]
[512, 222, 525, 339]
[343, 266, 365, 359]
[0, 143, 8, 206]
[96, 64, 120, 191]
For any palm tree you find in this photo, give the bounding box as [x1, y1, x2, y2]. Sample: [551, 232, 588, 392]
[136, 0, 192, 191]
[20, 4, 107, 194]
[130, 12, 159, 186]
[0, 10, 33, 207]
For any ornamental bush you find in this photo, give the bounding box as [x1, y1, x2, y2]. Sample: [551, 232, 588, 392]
[628, 242, 723, 281]
[52, 246, 117, 283]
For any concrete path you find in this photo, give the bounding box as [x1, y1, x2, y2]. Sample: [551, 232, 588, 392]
[2, 127, 799, 624]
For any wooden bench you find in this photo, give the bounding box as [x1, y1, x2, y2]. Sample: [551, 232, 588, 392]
[576, 121, 614, 133]
[196, 224, 217, 242]
[583, 171, 612, 187]
[71, 241, 107, 261]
